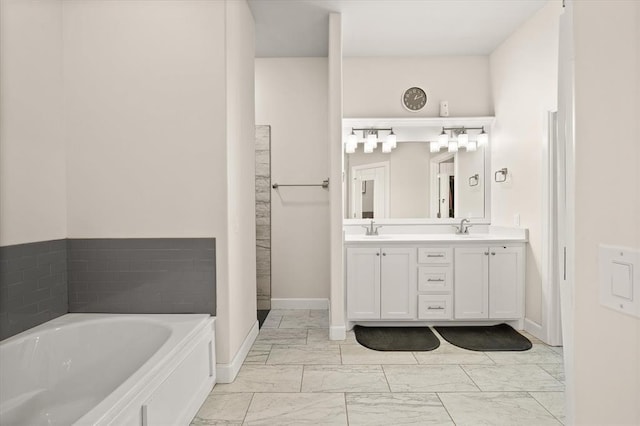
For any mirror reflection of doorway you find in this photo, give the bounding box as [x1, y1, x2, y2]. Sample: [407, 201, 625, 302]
[350, 162, 389, 219]
[430, 153, 456, 218]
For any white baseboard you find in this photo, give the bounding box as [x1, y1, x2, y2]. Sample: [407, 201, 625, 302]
[329, 325, 346, 341]
[271, 298, 329, 310]
[524, 318, 546, 342]
[215, 320, 258, 384]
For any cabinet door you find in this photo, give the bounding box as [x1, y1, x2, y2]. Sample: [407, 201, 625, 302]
[454, 247, 489, 319]
[380, 247, 417, 319]
[489, 245, 524, 319]
[346, 247, 381, 319]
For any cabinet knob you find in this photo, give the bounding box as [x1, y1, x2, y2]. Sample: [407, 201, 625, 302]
[376, 252, 380, 256]
[382, 253, 386, 256]
[484, 252, 489, 256]
[491, 252, 496, 256]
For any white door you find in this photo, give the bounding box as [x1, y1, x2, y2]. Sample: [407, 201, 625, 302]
[489, 245, 524, 319]
[380, 247, 417, 319]
[346, 247, 381, 319]
[454, 247, 489, 319]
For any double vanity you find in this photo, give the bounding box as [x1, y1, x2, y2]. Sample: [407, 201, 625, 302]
[344, 226, 528, 328]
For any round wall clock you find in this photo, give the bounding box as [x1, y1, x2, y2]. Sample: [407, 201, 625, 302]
[402, 87, 427, 112]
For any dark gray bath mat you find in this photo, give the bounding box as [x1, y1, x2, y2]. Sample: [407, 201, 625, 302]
[434, 323, 532, 351]
[354, 325, 440, 351]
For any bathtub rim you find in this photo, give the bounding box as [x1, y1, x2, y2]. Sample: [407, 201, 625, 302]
[1, 313, 215, 425]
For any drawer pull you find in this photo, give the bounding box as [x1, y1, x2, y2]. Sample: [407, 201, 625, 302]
[427, 278, 444, 282]
[427, 254, 445, 258]
[427, 306, 445, 310]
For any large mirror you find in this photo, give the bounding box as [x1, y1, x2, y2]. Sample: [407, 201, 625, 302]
[343, 119, 491, 222]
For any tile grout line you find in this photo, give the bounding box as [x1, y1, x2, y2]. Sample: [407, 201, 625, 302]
[458, 364, 484, 392]
[240, 392, 255, 425]
[527, 390, 566, 425]
[435, 392, 458, 426]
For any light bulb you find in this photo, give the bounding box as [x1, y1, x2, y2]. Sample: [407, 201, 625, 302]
[438, 129, 448, 148]
[382, 142, 392, 153]
[367, 132, 377, 148]
[477, 128, 489, 147]
[347, 130, 358, 146]
[345, 143, 356, 154]
[364, 141, 374, 153]
[448, 140, 458, 153]
[430, 141, 440, 153]
[457, 131, 468, 148]
[467, 140, 477, 152]
[386, 130, 397, 149]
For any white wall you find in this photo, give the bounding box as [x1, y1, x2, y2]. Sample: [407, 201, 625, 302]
[223, 0, 258, 365]
[0, 0, 66, 246]
[62, 0, 256, 368]
[63, 0, 228, 239]
[343, 56, 492, 118]
[573, 1, 640, 423]
[489, 1, 562, 329]
[255, 58, 330, 301]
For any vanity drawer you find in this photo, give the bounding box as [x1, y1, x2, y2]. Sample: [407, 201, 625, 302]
[418, 266, 453, 292]
[418, 247, 453, 264]
[418, 294, 453, 320]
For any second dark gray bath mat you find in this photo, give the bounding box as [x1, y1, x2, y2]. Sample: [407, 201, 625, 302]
[434, 323, 532, 351]
[353, 325, 440, 351]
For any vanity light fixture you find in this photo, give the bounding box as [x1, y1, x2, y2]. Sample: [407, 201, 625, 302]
[431, 126, 489, 154]
[344, 127, 398, 154]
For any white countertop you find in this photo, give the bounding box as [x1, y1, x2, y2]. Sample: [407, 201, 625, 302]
[344, 227, 528, 243]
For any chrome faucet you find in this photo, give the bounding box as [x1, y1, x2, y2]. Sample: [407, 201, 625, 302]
[454, 218, 472, 235]
[362, 220, 381, 236]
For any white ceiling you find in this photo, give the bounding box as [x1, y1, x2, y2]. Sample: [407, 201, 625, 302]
[248, 0, 548, 57]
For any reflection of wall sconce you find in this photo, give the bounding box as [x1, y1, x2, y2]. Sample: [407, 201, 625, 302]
[494, 168, 508, 183]
[361, 181, 366, 194]
[469, 174, 479, 187]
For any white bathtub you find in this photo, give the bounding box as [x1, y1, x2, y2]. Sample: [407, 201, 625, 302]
[0, 314, 216, 426]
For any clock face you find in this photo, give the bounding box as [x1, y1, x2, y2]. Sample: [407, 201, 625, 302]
[402, 87, 427, 112]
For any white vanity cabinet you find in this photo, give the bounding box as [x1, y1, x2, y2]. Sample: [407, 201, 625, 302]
[346, 247, 416, 320]
[344, 232, 527, 325]
[454, 245, 525, 320]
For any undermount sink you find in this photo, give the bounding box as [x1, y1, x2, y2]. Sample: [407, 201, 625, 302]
[362, 235, 393, 239]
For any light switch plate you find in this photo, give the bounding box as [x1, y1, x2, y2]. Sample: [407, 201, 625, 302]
[598, 245, 639, 318]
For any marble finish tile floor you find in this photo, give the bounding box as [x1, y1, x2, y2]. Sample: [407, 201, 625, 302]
[193, 309, 566, 425]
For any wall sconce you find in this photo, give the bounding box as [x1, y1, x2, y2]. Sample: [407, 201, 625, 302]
[344, 128, 398, 154]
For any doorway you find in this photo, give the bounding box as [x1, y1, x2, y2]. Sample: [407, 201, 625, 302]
[255, 125, 271, 327]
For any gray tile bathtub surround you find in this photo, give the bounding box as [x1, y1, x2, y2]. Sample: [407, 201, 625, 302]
[0, 239, 68, 340]
[67, 238, 216, 315]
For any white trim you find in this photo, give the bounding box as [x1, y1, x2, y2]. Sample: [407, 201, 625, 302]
[329, 325, 346, 341]
[271, 298, 329, 310]
[215, 320, 258, 384]
[524, 318, 545, 341]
